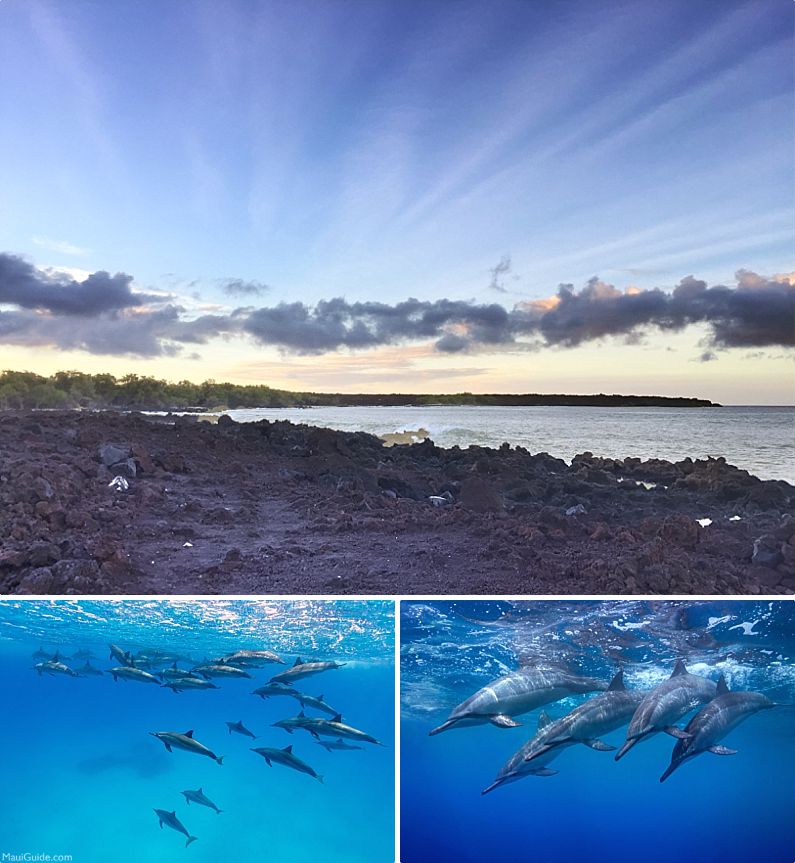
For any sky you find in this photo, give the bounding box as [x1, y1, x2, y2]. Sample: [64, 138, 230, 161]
[0, 0, 792, 403]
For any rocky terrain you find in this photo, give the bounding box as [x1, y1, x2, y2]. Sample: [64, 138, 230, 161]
[0, 410, 793, 595]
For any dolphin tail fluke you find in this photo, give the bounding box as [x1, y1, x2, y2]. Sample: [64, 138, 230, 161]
[216, 756, 225, 766]
[186, 836, 198, 848]
[216, 810, 223, 815]
[317, 775, 324, 784]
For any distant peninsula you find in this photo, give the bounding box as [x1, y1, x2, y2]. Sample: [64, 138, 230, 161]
[0, 370, 720, 411]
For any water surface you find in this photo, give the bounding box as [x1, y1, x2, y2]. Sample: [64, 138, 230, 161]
[224, 405, 795, 482]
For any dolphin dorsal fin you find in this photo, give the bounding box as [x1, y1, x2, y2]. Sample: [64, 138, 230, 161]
[716, 674, 729, 696]
[607, 670, 625, 692]
[184, 729, 195, 738]
[283, 745, 293, 753]
[171, 810, 177, 817]
[172, 662, 177, 669]
[336, 737, 344, 743]
[537, 710, 554, 731]
[298, 710, 305, 717]
[670, 659, 687, 678]
[331, 713, 343, 723]
[198, 787, 202, 793]
[319, 694, 324, 700]
[293, 656, 303, 667]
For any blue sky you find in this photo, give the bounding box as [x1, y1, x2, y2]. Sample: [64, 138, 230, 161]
[0, 0, 792, 401]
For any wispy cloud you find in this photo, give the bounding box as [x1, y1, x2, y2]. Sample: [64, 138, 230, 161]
[32, 236, 89, 256]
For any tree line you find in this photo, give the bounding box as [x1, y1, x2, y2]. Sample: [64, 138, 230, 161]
[0, 370, 719, 411]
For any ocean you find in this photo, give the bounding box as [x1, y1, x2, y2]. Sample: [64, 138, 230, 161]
[223, 405, 795, 483]
[0, 600, 394, 863]
[400, 600, 795, 863]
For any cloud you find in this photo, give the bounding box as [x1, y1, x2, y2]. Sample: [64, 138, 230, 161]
[0, 254, 792, 360]
[220, 278, 269, 297]
[0, 253, 159, 315]
[32, 236, 89, 256]
[488, 254, 512, 293]
[242, 297, 512, 354]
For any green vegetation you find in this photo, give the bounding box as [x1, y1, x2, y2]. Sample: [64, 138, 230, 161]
[0, 369, 720, 410]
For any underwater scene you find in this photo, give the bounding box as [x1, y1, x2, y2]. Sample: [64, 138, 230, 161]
[0, 600, 394, 863]
[401, 600, 795, 863]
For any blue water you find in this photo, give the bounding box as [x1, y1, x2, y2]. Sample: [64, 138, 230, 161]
[0, 600, 394, 863]
[400, 600, 795, 863]
[221, 405, 795, 482]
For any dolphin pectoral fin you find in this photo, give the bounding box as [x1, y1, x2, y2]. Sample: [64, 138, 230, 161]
[707, 745, 737, 755]
[310, 731, 320, 739]
[490, 714, 521, 729]
[186, 836, 198, 848]
[165, 743, 172, 752]
[265, 757, 272, 766]
[582, 739, 615, 751]
[532, 768, 558, 777]
[664, 726, 692, 740]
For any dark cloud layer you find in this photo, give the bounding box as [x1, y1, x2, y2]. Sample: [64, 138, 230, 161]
[240, 273, 794, 354]
[0, 251, 792, 359]
[0, 252, 158, 315]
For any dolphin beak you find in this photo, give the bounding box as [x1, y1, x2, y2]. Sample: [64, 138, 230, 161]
[481, 779, 503, 795]
[428, 720, 455, 736]
[614, 738, 637, 761]
[659, 763, 677, 783]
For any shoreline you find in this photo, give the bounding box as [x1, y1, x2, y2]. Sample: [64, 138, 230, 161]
[0, 410, 793, 596]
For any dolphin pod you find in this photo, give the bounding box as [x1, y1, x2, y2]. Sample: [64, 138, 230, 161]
[615, 660, 719, 761]
[429, 667, 609, 735]
[28, 637, 380, 849]
[430, 659, 781, 796]
[659, 678, 776, 782]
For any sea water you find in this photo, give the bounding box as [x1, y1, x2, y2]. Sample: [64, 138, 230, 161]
[224, 405, 795, 483]
[400, 600, 795, 863]
[0, 600, 394, 863]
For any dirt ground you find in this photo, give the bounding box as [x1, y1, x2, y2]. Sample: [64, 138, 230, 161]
[1, 410, 793, 595]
